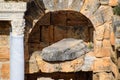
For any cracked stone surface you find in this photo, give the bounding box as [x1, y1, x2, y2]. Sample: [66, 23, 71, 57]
[41, 38, 90, 61]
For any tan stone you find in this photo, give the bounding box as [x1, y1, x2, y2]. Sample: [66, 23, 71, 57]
[111, 62, 119, 79]
[104, 23, 111, 39]
[99, 72, 115, 80]
[100, 0, 109, 4]
[95, 47, 111, 58]
[103, 39, 111, 47]
[95, 24, 105, 41]
[93, 57, 112, 72]
[1, 62, 10, 79]
[36, 53, 84, 73]
[25, 51, 40, 74]
[0, 47, 9, 61]
[110, 31, 115, 45]
[109, 0, 118, 6]
[0, 53, 10, 61]
[80, 0, 100, 18]
[90, 12, 104, 28]
[99, 6, 113, 22]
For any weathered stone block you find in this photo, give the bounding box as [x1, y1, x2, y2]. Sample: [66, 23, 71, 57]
[95, 47, 111, 58]
[36, 53, 84, 73]
[80, 0, 100, 18]
[81, 52, 95, 71]
[104, 23, 111, 39]
[103, 39, 111, 47]
[25, 51, 40, 74]
[68, 0, 84, 11]
[41, 38, 89, 61]
[93, 57, 112, 72]
[1, 62, 10, 79]
[111, 62, 119, 79]
[90, 12, 104, 28]
[95, 24, 105, 40]
[100, 0, 109, 4]
[99, 72, 115, 80]
[94, 6, 113, 24]
[109, 0, 118, 6]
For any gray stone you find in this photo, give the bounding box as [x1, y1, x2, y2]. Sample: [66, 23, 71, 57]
[100, 0, 109, 4]
[41, 38, 89, 61]
[81, 54, 96, 71]
[113, 15, 120, 38]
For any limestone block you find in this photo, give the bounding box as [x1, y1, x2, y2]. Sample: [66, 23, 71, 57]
[90, 11, 104, 28]
[103, 39, 111, 47]
[100, 0, 109, 4]
[0, 53, 10, 61]
[95, 47, 111, 58]
[68, 0, 84, 11]
[110, 32, 115, 45]
[36, 54, 84, 73]
[81, 52, 96, 71]
[80, 0, 100, 18]
[116, 27, 120, 38]
[1, 62, 10, 79]
[104, 23, 111, 39]
[41, 38, 89, 61]
[93, 57, 112, 72]
[95, 24, 105, 41]
[109, 0, 118, 6]
[43, 0, 54, 11]
[99, 72, 115, 80]
[111, 62, 119, 79]
[95, 6, 113, 23]
[25, 51, 39, 74]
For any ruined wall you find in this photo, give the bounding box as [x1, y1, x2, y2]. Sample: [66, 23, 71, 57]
[0, 21, 10, 80]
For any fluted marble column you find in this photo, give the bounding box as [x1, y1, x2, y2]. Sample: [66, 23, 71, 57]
[10, 19, 25, 80]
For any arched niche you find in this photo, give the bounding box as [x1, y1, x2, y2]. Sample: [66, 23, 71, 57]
[28, 10, 94, 54]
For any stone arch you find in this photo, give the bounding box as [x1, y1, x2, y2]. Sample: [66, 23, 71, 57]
[25, 0, 115, 59]
[28, 10, 94, 54]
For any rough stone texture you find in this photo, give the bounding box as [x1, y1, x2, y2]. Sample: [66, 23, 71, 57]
[103, 39, 111, 47]
[25, 51, 95, 73]
[41, 38, 89, 61]
[93, 57, 112, 72]
[113, 15, 120, 38]
[95, 24, 105, 40]
[110, 31, 115, 45]
[80, 0, 100, 18]
[0, 0, 119, 80]
[104, 22, 111, 39]
[111, 61, 119, 79]
[1, 62, 10, 80]
[36, 52, 84, 73]
[81, 52, 95, 71]
[100, 0, 109, 4]
[93, 72, 115, 80]
[95, 47, 111, 58]
[43, 0, 84, 11]
[25, 51, 39, 74]
[109, 0, 119, 6]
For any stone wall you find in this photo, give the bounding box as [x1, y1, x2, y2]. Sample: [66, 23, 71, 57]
[25, 0, 120, 80]
[0, 21, 10, 80]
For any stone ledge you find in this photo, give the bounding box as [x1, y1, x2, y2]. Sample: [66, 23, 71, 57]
[25, 51, 95, 74]
[0, 2, 26, 12]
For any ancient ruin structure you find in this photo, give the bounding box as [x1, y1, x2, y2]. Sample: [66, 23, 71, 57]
[0, 0, 120, 80]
